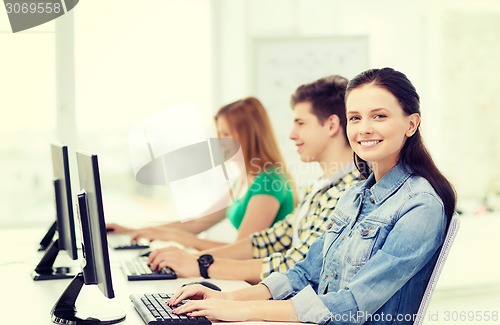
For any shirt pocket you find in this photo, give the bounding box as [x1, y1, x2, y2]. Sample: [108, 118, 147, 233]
[344, 222, 381, 267]
[322, 219, 347, 257]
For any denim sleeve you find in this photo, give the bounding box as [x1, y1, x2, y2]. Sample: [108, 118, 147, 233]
[262, 275, 358, 325]
[260, 234, 326, 299]
[283, 234, 325, 292]
[290, 286, 332, 324]
[261, 232, 357, 324]
[308, 193, 447, 324]
[260, 272, 295, 300]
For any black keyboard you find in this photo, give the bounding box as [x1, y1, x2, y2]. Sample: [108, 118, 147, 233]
[130, 293, 211, 325]
[122, 256, 177, 281]
[107, 233, 150, 250]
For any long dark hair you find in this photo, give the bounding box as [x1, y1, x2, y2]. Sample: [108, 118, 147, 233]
[346, 68, 456, 219]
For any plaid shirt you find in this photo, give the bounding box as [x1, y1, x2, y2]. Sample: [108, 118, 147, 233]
[250, 170, 361, 279]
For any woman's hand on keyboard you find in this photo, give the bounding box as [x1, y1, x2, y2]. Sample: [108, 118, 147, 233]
[172, 299, 254, 321]
[167, 284, 227, 306]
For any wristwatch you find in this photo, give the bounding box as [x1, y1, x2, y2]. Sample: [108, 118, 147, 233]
[197, 254, 214, 279]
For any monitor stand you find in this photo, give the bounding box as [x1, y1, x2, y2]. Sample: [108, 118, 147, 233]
[38, 220, 57, 251]
[32, 238, 79, 281]
[51, 273, 126, 324]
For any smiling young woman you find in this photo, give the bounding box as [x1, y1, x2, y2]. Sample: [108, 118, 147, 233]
[345, 68, 456, 219]
[345, 83, 420, 181]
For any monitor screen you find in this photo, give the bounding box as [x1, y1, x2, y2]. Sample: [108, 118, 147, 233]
[75, 150, 115, 298]
[32, 143, 79, 280]
[52, 143, 78, 259]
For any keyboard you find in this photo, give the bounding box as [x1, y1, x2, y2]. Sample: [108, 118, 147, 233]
[130, 293, 211, 325]
[122, 256, 177, 281]
[107, 233, 150, 250]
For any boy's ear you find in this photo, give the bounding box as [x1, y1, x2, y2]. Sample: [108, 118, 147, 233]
[326, 114, 340, 136]
[406, 113, 420, 137]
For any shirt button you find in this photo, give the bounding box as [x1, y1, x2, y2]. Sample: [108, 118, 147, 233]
[369, 195, 375, 203]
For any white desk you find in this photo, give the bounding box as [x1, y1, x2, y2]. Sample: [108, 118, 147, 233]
[0, 228, 262, 324]
[3, 214, 500, 324]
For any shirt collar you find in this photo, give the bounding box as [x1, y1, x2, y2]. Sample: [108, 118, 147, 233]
[359, 162, 413, 204]
[328, 161, 356, 184]
[315, 161, 356, 192]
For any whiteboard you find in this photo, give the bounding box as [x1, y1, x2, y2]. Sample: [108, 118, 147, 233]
[252, 36, 369, 190]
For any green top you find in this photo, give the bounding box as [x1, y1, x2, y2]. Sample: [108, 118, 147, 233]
[226, 167, 295, 229]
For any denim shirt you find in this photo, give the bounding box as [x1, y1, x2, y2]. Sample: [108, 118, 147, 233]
[262, 162, 447, 325]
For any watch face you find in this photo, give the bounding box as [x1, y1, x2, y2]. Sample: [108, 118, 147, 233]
[199, 254, 214, 266]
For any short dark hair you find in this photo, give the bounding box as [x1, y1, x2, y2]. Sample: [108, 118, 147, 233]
[291, 75, 349, 139]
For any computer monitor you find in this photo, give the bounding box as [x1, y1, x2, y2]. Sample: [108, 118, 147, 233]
[50, 150, 126, 324]
[32, 143, 79, 280]
[38, 221, 56, 251]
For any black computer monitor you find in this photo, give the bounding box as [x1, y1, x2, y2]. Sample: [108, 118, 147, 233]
[32, 143, 79, 280]
[50, 150, 125, 324]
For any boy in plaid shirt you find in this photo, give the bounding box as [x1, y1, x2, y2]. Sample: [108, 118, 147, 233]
[148, 75, 361, 283]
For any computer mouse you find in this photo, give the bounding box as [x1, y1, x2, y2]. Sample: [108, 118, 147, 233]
[139, 250, 152, 257]
[182, 281, 221, 291]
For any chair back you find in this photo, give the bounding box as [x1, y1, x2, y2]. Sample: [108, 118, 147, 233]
[413, 213, 460, 325]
